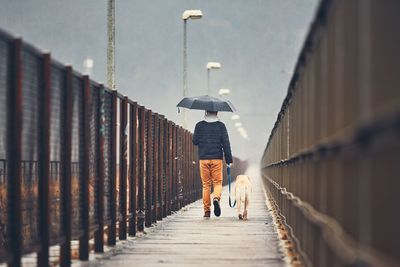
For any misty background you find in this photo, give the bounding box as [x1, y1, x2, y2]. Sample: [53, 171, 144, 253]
[0, 0, 319, 165]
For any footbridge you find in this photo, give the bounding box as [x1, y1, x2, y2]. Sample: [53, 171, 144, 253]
[0, 1, 399, 267]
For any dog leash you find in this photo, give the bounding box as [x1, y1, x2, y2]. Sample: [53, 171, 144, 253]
[227, 166, 236, 208]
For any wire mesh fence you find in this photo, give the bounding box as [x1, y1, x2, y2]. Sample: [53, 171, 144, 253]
[0, 28, 204, 267]
[261, 1, 400, 266]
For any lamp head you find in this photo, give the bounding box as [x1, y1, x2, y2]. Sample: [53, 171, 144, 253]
[218, 88, 231, 96]
[231, 114, 240, 120]
[182, 10, 203, 20]
[206, 62, 221, 69]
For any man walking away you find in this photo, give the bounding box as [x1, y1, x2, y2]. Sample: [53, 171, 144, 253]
[192, 110, 233, 218]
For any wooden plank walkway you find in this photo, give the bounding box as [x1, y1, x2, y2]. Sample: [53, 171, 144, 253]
[79, 175, 286, 267]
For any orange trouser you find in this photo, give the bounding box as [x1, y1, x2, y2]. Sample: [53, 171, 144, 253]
[199, 159, 223, 212]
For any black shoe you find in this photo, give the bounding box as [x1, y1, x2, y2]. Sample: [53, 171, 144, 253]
[213, 198, 221, 217]
[203, 211, 211, 218]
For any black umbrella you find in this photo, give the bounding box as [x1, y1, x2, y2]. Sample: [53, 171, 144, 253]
[177, 95, 236, 112]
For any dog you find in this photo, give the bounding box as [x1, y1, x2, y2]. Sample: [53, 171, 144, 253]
[235, 175, 252, 220]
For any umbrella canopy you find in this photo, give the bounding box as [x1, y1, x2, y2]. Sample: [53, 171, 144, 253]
[177, 95, 236, 112]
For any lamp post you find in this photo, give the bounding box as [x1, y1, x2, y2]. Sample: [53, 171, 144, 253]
[182, 9, 202, 128]
[207, 62, 221, 95]
[107, 0, 115, 90]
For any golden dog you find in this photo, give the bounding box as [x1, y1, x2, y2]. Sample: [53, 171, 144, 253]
[235, 175, 252, 220]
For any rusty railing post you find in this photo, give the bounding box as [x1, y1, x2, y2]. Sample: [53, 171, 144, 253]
[119, 96, 128, 240]
[60, 66, 73, 267]
[137, 106, 145, 232]
[145, 110, 153, 228]
[153, 113, 159, 223]
[7, 37, 23, 267]
[37, 53, 51, 267]
[158, 115, 165, 220]
[128, 102, 138, 236]
[166, 121, 172, 216]
[79, 76, 91, 260]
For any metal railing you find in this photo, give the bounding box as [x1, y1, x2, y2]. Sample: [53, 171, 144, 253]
[0, 28, 210, 267]
[261, 0, 400, 266]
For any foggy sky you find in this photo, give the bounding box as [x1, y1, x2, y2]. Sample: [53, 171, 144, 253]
[0, 0, 319, 164]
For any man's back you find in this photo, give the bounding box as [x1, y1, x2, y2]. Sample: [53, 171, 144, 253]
[192, 120, 232, 164]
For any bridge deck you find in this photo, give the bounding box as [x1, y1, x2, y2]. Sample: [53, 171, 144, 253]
[80, 176, 286, 267]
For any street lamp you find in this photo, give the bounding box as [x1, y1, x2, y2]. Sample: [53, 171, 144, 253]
[281, 69, 294, 75]
[218, 88, 230, 97]
[207, 62, 221, 95]
[182, 9, 203, 127]
[231, 114, 240, 120]
[237, 127, 249, 140]
[83, 57, 94, 76]
[234, 122, 242, 128]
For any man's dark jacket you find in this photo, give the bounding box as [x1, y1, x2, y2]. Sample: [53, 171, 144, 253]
[192, 121, 232, 164]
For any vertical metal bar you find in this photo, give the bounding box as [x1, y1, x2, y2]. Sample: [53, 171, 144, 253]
[173, 125, 177, 211]
[174, 126, 179, 211]
[60, 67, 73, 267]
[183, 128, 186, 206]
[107, 90, 117, 245]
[79, 76, 91, 260]
[176, 127, 180, 209]
[7, 38, 23, 267]
[170, 122, 174, 213]
[166, 121, 172, 216]
[37, 53, 51, 267]
[158, 116, 164, 220]
[194, 145, 198, 201]
[145, 110, 153, 228]
[180, 128, 184, 207]
[137, 106, 145, 232]
[183, 130, 187, 206]
[184, 130, 187, 205]
[164, 118, 168, 218]
[171, 124, 176, 211]
[188, 132, 191, 203]
[60, 66, 73, 267]
[189, 133, 193, 203]
[186, 131, 190, 205]
[128, 102, 137, 236]
[119, 96, 128, 240]
[94, 85, 105, 252]
[182, 129, 185, 206]
[153, 114, 159, 222]
[176, 126, 180, 210]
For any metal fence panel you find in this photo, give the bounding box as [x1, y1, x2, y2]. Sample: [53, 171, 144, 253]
[262, 0, 400, 266]
[71, 74, 84, 238]
[49, 63, 65, 244]
[0, 33, 9, 261]
[0, 26, 204, 266]
[21, 47, 41, 252]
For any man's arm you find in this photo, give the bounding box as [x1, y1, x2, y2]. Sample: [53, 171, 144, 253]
[221, 123, 232, 164]
[192, 123, 199, 145]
